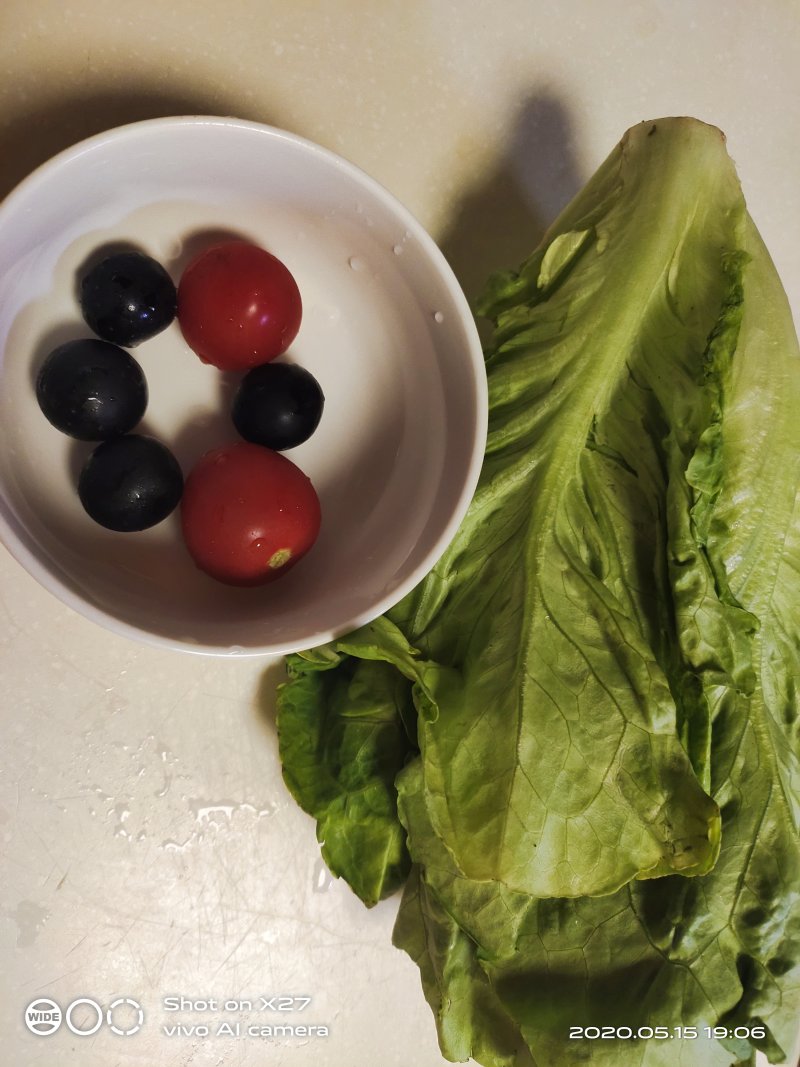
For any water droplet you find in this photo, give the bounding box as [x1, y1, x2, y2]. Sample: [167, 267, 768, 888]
[154, 774, 172, 798]
[392, 244, 403, 256]
[192, 800, 238, 822]
[348, 256, 366, 272]
[111, 803, 131, 838]
[433, 311, 444, 324]
[313, 857, 334, 893]
[160, 837, 193, 853]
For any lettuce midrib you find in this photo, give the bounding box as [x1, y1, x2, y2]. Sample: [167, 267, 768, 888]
[461, 210, 742, 887]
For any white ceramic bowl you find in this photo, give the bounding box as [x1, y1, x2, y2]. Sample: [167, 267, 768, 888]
[0, 117, 486, 656]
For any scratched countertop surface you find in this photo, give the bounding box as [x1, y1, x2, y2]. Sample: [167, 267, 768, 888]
[2, 2, 800, 1065]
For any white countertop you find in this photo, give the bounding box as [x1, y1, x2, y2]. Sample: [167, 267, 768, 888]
[2, 2, 799, 1064]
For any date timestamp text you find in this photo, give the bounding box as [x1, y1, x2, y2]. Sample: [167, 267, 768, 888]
[569, 1026, 766, 1041]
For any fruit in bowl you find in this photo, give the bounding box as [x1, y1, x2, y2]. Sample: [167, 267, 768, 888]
[181, 443, 322, 587]
[36, 236, 325, 586]
[178, 240, 303, 371]
[0, 117, 486, 655]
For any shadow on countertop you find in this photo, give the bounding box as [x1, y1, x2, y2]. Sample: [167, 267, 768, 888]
[0, 85, 269, 201]
[438, 91, 586, 312]
[1, 84, 585, 308]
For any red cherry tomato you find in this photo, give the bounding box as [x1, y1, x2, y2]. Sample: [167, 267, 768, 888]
[177, 241, 302, 371]
[181, 442, 321, 586]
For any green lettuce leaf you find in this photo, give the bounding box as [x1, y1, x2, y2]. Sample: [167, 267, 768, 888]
[277, 634, 417, 905]
[393, 865, 535, 1067]
[276, 117, 800, 1065]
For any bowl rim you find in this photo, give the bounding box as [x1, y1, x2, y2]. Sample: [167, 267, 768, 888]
[0, 114, 488, 658]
